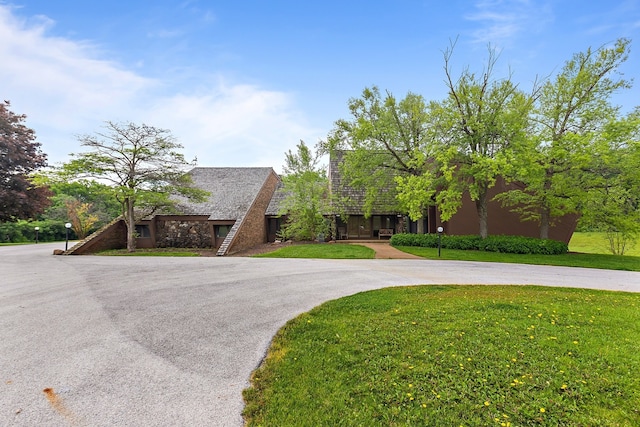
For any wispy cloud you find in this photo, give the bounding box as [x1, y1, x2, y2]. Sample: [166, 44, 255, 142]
[145, 80, 320, 170]
[465, 0, 552, 46]
[0, 4, 316, 170]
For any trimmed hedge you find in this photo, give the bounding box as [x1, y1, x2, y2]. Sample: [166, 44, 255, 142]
[390, 233, 568, 255]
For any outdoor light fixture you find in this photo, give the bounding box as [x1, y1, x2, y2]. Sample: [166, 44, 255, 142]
[437, 226, 444, 257]
[34, 226, 39, 244]
[65, 222, 72, 251]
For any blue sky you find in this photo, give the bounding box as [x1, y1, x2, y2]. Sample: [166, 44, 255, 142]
[2, 1, 639, 172]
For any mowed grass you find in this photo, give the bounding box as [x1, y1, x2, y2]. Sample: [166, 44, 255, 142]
[395, 246, 640, 272]
[97, 248, 203, 256]
[243, 285, 640, 426]
[254, 243, 375, 259]
[570, 232, 640, 257]
[250, 237, 640, 271]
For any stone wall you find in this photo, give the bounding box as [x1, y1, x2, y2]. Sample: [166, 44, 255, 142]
[155, 218, 213, 248]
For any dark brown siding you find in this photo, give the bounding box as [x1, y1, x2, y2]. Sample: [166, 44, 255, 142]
[444, 178, 577, 244]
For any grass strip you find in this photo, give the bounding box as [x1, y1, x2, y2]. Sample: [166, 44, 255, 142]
[395, 246, 640, 272]
[97, 248, 203, 256]
[254, 244, 375, 259]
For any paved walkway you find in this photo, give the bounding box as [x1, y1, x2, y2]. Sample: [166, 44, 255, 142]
[1, 243, 639, 426]
[352, 241, 423, 259]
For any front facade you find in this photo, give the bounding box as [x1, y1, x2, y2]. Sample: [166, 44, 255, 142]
[67, 156, 577, 255]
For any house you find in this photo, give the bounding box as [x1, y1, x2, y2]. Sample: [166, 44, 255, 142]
[66, 155, 576, 255]
[327, 151, 577, 243]
[66, 167, 280, 256]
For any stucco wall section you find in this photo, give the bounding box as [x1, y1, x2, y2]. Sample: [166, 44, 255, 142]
[227, 170, 280, 254]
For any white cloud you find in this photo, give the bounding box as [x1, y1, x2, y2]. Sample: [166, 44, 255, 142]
[0, 4, 318, 171]
[466, 0, 552, 46]
[145, 80, 322, 171]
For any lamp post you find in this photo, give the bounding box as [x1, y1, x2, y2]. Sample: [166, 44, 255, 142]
[34, 226, 39, 244]
[65, 223, 72, 251]
[437, 226, 444, 257]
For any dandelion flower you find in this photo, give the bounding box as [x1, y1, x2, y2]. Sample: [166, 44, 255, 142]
[540, 408, 546, 413]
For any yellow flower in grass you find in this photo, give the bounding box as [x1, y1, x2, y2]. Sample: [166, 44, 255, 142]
[540, 408, 546, 413]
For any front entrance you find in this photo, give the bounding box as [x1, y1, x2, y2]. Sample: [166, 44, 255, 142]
[335, 215, 402, 240]
[347, 216, 371, 239]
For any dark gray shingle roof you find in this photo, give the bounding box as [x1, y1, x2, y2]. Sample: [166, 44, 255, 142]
[178, 167, 275, 220]
[265, 181, 287, 216]
[329, 151, 400, 215]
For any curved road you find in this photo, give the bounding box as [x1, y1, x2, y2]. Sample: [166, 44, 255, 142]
[1, 243, 639, 426]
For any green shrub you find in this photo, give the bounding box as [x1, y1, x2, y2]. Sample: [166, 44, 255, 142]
[0, 220, 76, 243]
[389, 233, 438, 247]
[391, 233, 568, 255]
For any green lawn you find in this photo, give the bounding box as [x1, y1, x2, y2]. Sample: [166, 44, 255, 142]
[396, 246, 640, 272]
[570, 232, 640, 256]
[254, 242, 640, 272]
[243, 285, 640, 426]
[97, 248, 203, 256]
[254, 243, 375, 259]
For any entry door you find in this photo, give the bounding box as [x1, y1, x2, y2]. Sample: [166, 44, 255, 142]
[347, 216, 371, 239]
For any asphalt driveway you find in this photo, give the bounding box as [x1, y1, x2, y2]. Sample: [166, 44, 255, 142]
[1, 243, 639, 426]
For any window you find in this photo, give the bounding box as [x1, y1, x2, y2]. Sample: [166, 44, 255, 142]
[216, 225, 232, 238]
[135, 224, 151, 238]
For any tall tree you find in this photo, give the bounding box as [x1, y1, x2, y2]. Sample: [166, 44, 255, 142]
[0, 101, 50, 221]
[61, 121, 207, 251]
[580, 109, 640, 254]
[324, 87, 437, 233]
[498, 39, 632, 239]
[278, 141, 331, 241]
[436, 44, 534, 238]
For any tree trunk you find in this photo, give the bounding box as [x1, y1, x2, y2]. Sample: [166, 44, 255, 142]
[125, 197, 136, 252]
[476, 191, 488, 239]
[540, 207, 550, 240]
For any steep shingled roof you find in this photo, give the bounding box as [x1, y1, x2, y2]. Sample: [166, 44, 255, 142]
[177, 167, 276, 220]
[329, 150, 401, 215]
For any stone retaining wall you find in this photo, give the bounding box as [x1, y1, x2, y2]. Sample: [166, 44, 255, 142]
[155, 219, 212, 248]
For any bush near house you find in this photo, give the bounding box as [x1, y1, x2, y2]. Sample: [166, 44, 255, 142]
[390, 233, 568, 255]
